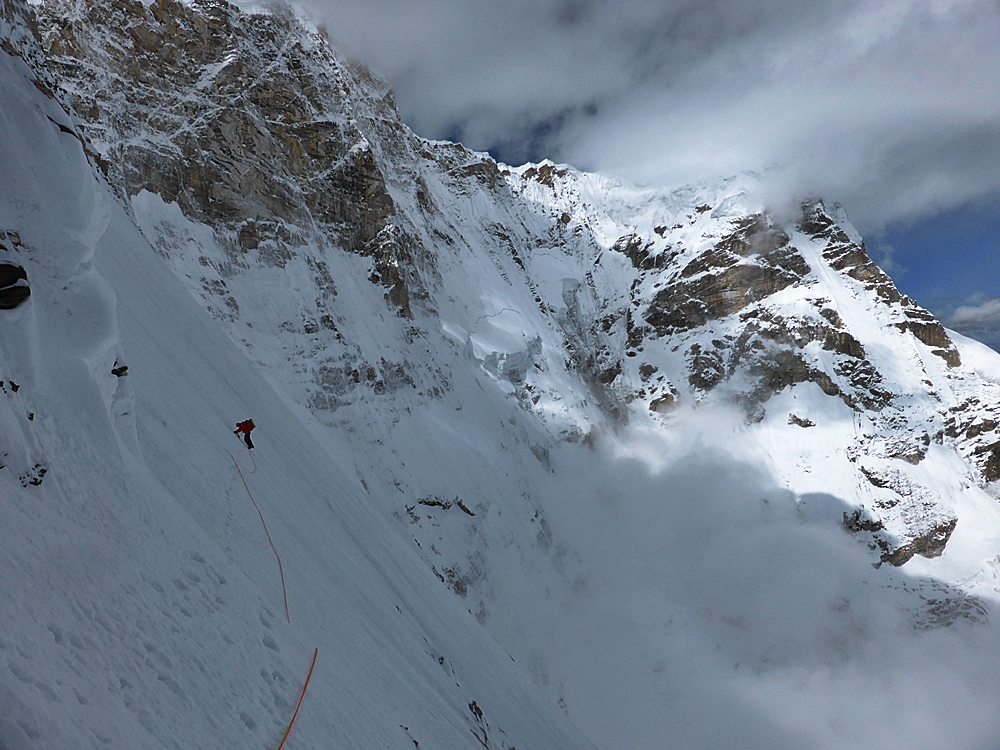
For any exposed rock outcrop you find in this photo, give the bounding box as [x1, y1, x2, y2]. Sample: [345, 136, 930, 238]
[0, 263, 30, 309]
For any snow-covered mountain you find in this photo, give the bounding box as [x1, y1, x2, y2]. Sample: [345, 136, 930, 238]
[7, 0, 1000, 748]
[0, 3, 598, 749]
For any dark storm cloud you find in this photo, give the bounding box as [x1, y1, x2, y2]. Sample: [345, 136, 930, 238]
[274, 0, 1000, 230]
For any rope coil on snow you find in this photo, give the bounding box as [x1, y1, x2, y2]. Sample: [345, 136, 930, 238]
[229, 451, 290, 623]
[275, 648, 318, 750]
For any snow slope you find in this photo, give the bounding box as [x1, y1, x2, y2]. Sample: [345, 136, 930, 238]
[9, 1, 1000, 749]
[0, 11, 597, 750]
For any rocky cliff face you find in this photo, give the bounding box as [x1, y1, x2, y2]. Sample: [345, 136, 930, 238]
[34, 0, 1000, 576]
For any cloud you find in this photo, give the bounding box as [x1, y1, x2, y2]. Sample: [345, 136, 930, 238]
[530, 410, 1000, 750]
[277, 0, 1000, 232]
[871, 242, 906, 278]
[949, 296, 1000, 327]
[942, 295, 1000, 350]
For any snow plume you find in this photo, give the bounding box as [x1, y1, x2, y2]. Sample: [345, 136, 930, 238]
[525, 406, 1000, 750]
[284, 0, 1000, 232]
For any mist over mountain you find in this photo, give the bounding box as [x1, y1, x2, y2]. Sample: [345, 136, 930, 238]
[4, 1, 1000, 749]
[285, 0, 1000, 234]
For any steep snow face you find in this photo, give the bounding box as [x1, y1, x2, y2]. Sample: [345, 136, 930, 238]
[17, 0, 1000, 748]
[36, 0, 990, 565]
[0, 5, 599, 750]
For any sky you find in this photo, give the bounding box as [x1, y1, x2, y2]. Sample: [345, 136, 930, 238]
[874, 197, 1000, 348]
[277, 0, 1000, 339]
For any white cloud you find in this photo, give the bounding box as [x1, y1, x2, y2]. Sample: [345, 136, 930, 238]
[945, 295, 1000, 350]
[279, 0, 1000, 232]
[527, 413, 1000, 750]
[950, 297, 1000, 327]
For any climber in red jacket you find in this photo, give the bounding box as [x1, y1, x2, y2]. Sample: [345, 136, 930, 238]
[234, 419, 256, 449]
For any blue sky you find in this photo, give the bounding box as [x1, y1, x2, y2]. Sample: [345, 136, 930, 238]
[874, 195, 1000, 346]
[877, 196, 1000, 302]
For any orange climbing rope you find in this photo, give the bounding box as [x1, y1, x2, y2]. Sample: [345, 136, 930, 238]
[231, 448, 257, 474]
[276, 648, 318, 750]
[229, 451, 290, 623]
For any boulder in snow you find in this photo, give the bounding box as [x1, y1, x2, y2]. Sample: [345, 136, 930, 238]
[0, 263, 30, 309]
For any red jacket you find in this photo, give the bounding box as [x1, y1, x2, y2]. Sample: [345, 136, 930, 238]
[236, 419, 255, 434]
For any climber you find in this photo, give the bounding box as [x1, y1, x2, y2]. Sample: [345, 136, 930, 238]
[234, 418, 256, 450]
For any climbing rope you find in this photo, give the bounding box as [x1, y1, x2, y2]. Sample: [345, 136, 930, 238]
[275, 648, 318, 750]
[230, 446, 257, 474]
[229, 451, 290, 623]
[227, 443, 318, 747]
